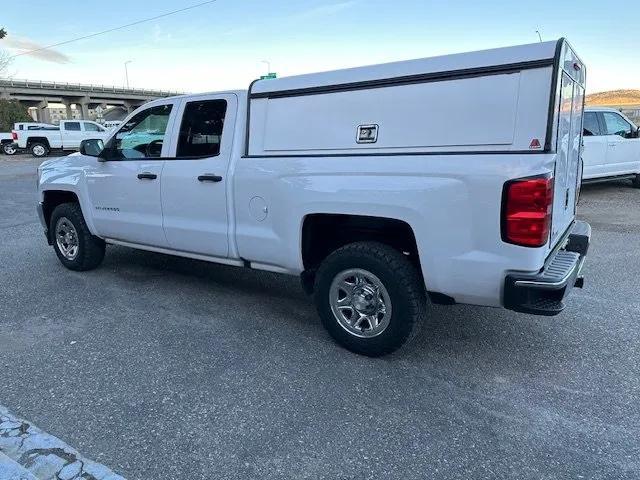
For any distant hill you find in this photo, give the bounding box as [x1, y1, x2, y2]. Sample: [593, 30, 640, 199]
[586, 89, 640, 106]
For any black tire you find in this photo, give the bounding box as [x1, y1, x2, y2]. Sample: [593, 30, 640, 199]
[2, 143, 16, 155]
[632, 174, 640, 189]
[30, 142, 49, 158]
[50, 203, 105, 271]
[313, 241, 425, 357]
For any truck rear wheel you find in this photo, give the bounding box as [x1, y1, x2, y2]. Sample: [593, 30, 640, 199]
[30, 142, 49, 158]
[2, 143, 16, 155]
[313, 241, 425, 357]
[50, 203, 105, 271]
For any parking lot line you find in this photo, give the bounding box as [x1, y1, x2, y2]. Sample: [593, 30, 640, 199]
[0, 405, 125, 480]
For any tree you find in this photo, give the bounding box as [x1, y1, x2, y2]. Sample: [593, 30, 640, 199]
[0, 27, 9, 77]
[0, 100, 32, 131]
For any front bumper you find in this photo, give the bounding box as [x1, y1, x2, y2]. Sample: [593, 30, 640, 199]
[504, 221, 591, 316]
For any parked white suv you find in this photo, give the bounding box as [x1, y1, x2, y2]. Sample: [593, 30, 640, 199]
[583, 107, 640, 186]
[36, 39, 591, 356]
[13, 120, 109, 157]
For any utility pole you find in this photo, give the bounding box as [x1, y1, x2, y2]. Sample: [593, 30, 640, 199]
[124, 60, 132, 89]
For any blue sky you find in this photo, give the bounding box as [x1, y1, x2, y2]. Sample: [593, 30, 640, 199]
[1, 0, 637, 94]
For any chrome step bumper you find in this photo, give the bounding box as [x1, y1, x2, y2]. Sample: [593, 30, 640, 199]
[504, 221, 591, 316]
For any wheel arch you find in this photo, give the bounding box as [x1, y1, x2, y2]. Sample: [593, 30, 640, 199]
[27, 137, 51, 149]
[300, 213, 425, 294]
[41, 188, 98, 241]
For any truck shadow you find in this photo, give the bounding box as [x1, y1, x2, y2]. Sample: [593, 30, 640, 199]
[103, 245, 562, 369]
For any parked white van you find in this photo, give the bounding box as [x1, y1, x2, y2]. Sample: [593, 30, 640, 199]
[582, 107, 640, 185]
[37, 39, 591, 356]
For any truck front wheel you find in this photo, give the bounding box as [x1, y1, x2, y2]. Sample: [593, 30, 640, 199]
[30, 142, 49, 158]
[50, 203, 105, 271]
[313, 241, 425, 357]
[632, 174, 640, 189]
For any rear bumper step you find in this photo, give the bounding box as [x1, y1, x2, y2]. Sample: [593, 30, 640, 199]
[504, 221, 591, 316]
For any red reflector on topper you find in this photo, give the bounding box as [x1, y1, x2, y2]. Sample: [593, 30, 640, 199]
[529, 138, 542, 149]
[502, 176, 554, 248]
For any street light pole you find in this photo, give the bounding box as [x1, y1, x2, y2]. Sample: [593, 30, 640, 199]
[535, 30, 543, 43]
[124, 60, 132, 89]
[261, 60, 271, 75]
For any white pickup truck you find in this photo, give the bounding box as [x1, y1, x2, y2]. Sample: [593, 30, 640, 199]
[582, 107, 640, 185]
[36, 39, 591, 356]
[1, 122, 56, 155]
[13, 119, 109, 157]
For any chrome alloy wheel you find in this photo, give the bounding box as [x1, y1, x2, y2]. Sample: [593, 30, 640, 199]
[32, 145, 46, 156]
[329, 268, 392, 338]
[55, 217, 79, 261]
[3, 144, 16, 155]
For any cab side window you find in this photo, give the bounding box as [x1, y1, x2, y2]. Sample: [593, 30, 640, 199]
[64, 122, 81, 131]
[177, 100, 227, 158]
[583, 112, 601, 136]
[84, 122, 104, 132]
[110, 104, 173, 159]
[602, 112, 632, 138]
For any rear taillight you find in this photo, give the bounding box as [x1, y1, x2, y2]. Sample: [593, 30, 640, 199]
[11, 132, 17, 140]
[502, 176, 554, 248]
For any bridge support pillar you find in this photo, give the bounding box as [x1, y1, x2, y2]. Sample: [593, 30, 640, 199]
[61, 99, 74, 120]
[36, 100, 50, 123]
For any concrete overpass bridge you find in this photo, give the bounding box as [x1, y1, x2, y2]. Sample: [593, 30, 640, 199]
[0, 78, 182, 123]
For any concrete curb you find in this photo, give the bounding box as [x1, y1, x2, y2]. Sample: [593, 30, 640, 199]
[0, 405, 126, 480]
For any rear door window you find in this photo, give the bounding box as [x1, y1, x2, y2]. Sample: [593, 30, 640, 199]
[583, 112, 601, 136]
[64, 122, 81, 131]
[177, 100, 227, 158]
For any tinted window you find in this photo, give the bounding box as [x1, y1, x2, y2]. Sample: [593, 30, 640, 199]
[64, 122, 81, 131]
[108, 104, 173, 159]
[177, 100, 227, 157]
[603, 112, 632, 138]
[583, 112, 600, 136]
[84, 122, 104, 132]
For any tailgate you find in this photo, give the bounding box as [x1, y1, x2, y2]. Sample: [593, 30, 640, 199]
[550, 42, 586, 245]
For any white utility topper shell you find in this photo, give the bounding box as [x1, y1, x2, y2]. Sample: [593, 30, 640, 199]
[37, 39, 591, 356]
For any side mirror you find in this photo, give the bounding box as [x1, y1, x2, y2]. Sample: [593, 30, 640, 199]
[80, 138, 105, 158]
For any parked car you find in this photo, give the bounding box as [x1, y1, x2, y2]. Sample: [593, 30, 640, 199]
[13, 120, 110, 157]
[36, 39, 590, 356]
[582, 107, 640, 186]
[2, 122, 56, 155]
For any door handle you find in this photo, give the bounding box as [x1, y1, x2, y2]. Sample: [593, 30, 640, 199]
[198, 174, 223, 183]
[137, 172, 158, 180]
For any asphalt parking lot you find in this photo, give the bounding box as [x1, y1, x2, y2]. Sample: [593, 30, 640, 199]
[1, 154, 639, 480]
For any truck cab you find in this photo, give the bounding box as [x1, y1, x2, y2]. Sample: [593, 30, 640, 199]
[582, 107, 640, 185]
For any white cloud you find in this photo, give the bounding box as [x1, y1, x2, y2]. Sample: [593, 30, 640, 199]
[3, 35, 70, 64]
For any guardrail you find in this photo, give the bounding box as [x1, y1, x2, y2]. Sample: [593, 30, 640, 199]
[0, 78, 183, 97]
